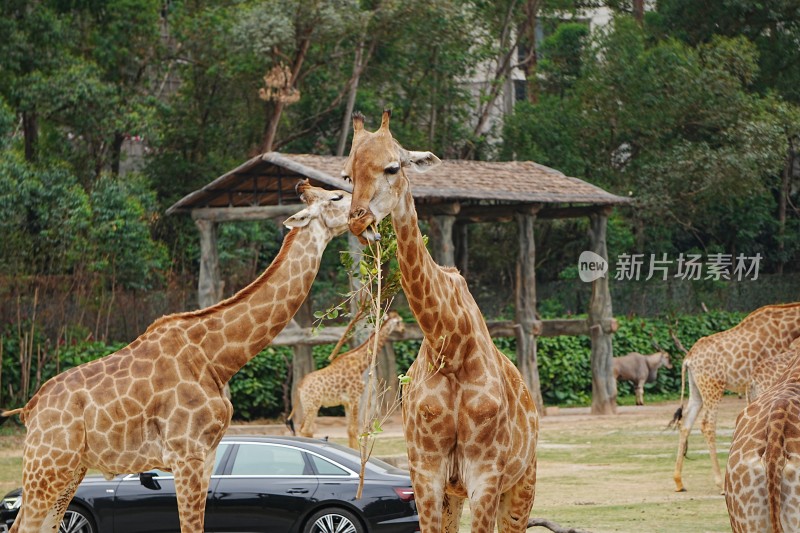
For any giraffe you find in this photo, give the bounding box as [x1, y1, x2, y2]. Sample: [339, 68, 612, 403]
[0, 183, 352, 533]
[343, 110, 538, 533]
[287, 311, 405, 448]
[725, 337, 800, 532]
[672, 302, 800, 492]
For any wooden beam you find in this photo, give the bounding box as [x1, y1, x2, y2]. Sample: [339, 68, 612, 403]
[271, 318, 617, 346]
[191, 205, 303, 222]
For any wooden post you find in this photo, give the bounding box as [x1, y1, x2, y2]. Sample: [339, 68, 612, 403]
[588, 207, 617, 415]
[429, 214, 456, 267]
[515, 209, 544, 414]
[194, 218, 223, 309]
[290, 299, 316, 429]
[454, 221, 469, 277]
[194, 217, 228, 398]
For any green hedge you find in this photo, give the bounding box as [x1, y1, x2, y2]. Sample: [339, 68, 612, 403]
[0, 311, 748, 419]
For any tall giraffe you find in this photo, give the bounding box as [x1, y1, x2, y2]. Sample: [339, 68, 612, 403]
[288, 311, 405, 448]
[672, 302, 800, 492]
[343, 110, 538, 533]
[0, 183, 352, 533]
[725, 337, 800, 532]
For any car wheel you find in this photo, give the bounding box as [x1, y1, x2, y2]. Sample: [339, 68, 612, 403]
[303, 507, 364, 533]
[58, 504, 96, 533]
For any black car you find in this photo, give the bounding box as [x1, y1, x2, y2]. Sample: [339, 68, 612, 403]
[0, 435, 419, 533]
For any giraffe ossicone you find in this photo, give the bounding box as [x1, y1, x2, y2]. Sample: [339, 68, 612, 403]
[672, 302, 800, 492]
[344, 110, 538, 533]
[0, 182, 351, 533]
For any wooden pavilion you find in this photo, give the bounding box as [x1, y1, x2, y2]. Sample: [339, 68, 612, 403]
[167, 152, 632, 415]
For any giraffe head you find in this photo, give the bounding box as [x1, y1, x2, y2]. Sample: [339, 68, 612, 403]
[383, 310, 405, 335]
[284, 181, 352, 237]
[342, 110, 441, 244]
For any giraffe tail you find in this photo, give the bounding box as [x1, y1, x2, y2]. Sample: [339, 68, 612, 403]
[0, 408, 23, 426]
[765, 399, 789, 533]
[667, 359, 688, 430]
[285, 408, 296, 436]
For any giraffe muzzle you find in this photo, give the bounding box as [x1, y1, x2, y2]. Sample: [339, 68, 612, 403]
[348, 208, 380, 244]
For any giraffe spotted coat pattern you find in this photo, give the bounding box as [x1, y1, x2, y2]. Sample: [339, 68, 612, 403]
[344, 110, 538, 533]
[0, 184, 352, 533]
[726, 337, 800, 533]
[672, 302, 800, 492]
[289, 311, 404, 448]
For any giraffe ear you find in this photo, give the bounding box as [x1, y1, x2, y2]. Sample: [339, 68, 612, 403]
[284, 208, 312, 228]
[402, 150, 441, 173]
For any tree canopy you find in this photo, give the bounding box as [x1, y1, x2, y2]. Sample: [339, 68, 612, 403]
[1, 0, 798, 330]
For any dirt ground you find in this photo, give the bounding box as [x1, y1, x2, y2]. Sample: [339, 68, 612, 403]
[268, 396, 745, 533]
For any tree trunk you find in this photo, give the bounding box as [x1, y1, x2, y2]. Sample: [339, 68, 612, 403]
[776, 138, 796, 274]
[336, 42, 365, 156]
[22, 110, 38, 162]
[260, 37, 312, 153]
[633, 0, 645, 24]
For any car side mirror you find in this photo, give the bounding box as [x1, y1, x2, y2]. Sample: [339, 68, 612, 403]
[139, 472, 161, 490]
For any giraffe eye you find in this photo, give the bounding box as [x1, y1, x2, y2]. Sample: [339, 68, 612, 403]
[385, 164, 400, 175]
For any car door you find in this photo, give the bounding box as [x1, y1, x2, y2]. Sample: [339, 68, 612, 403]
[206, 442, 319, 533]
[111, 443, 230, 533]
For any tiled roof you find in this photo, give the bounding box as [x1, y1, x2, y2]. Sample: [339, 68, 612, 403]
[166, 152, 630, 215]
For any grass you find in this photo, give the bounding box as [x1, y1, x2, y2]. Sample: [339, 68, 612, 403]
[0, 397, 741, 532]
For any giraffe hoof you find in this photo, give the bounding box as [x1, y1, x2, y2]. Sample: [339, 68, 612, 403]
[675, 487, 687, 493]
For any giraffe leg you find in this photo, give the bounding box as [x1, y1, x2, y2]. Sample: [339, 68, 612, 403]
[467, 478, 503, 533]
[345, 402, 359, 449]
[9, 464, 80, 533]
[299, 404, 318, 438]
[442, 493, 464, 533]
[41, 465, 89, 532]
[699, 393, 725, 491]
[406, 452, 447, 532]
[674, 369, 704, 492]
[173, 456, 212, 533]
[497, 461, 537, 532]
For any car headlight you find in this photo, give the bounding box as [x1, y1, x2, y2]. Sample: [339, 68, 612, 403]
[1, 496, 21, 510]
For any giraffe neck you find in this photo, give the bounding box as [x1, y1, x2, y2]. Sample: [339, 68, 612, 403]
[390, 182, 485, 368]
[196, 226, 330, 384]
[352, 321, 395, 374]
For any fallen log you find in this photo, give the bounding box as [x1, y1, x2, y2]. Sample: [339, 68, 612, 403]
[528, 517, 593, 533]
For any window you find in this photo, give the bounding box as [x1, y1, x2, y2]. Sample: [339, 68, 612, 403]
[231, 444, 308, 476]
[310, 454, 350, 476]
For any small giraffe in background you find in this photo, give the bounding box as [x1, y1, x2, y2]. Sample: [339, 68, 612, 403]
[672, 302, 800, 492]
[0, 183, 352, 533]
[289, 312, 404, 448]
[725, 337, 800, 532]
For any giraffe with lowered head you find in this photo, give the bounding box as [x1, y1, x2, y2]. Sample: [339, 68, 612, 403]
[671, 302, 800, 492]
[288, 311, 405, 448]
[725, 336, 800, 532]
[344, 110, 538, 532]
[0, 183, 352, 533]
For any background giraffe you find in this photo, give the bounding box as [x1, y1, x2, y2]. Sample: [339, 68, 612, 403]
[344, 110, 538, 533]
[287, 311, 404, 448]
[0, 183, 351, 533]
[672, 302, 800, 492]
[725, 337, 800, 532]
